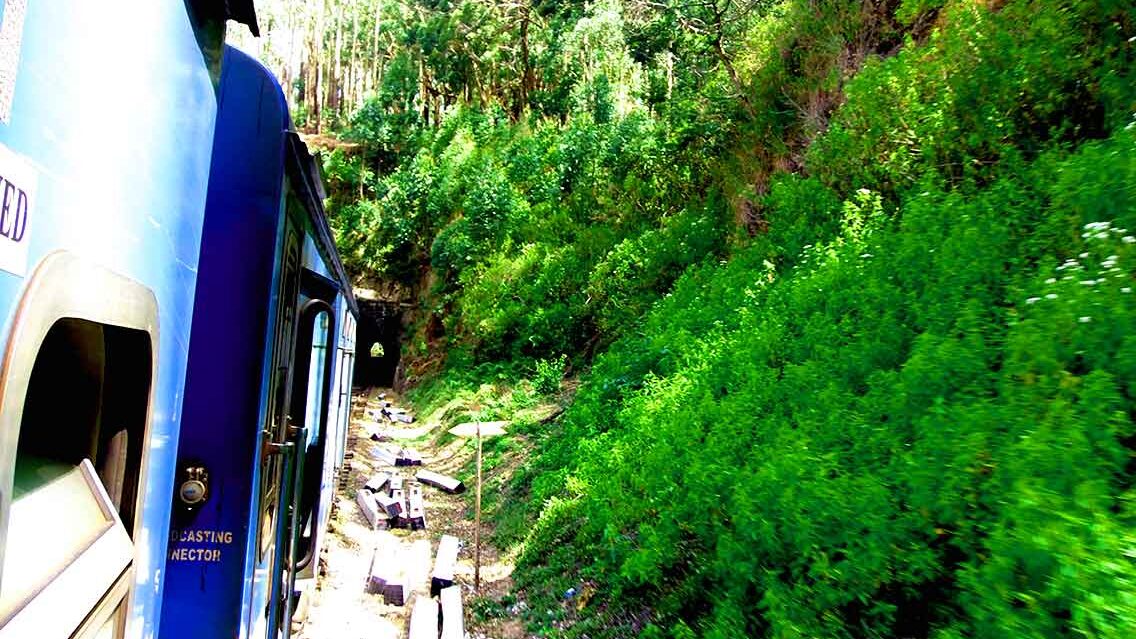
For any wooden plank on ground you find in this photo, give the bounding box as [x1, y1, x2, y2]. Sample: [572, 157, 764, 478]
[356, 490, 384, 529]
[372, 533, 408, 606]
[371, 446, 398, 466]
[406, 484, 427, 530]
[407, 538, 433, 592]
[416, 469, 464, 494]
[364, 472, 392, 493]
[408, 596, 439, 639]
[396, 448, 423, 466]
[367, 531, 398, 594]
[391, 487, 406, 511]
[431, 535, 460, 597]
[375, 491, 403, 518]
[440, 586, 464, 639]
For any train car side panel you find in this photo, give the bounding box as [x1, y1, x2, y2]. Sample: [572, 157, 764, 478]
[157, 47, 289, 639]
[0, 3, 217, 638]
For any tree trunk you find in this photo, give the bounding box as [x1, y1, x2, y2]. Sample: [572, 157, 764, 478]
[332, 0, 344, 115]
[711, 4, 755, 121]
[314, 0, 325, 132]
[419, 53, 429, 127]
[350, 1, 360, 108]
[519, 4, 533, 115]
[372, 0, 382, 93]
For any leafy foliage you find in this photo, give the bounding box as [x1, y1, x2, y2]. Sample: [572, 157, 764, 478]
[518, 129, 1136, 638]
[306, 0, 1136, 635]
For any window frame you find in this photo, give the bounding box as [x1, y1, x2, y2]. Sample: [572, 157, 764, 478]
[0, 251, 159, 637]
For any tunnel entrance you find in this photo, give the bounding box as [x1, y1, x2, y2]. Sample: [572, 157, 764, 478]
[353, 298, 402, 388]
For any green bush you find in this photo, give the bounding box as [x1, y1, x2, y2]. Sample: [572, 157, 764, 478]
[332, 1, 1136, 635]
[807, 0, 1135, 196]
[533, 355, 568, 395]
[519, 127, 1136, 637]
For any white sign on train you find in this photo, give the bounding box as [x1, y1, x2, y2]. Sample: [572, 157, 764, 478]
[0, 142, 33, 277]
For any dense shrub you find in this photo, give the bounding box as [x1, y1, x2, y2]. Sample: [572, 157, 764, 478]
[328, 0, 1136, 635]
[518, 128, 1136, 638]
[807, 0, 1135, 196]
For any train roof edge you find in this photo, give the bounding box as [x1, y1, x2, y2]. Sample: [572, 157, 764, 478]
[284, 132, 359, 317]
[187, 0, 260, 37]
[218, 44, 358, 318]
[225, 1, 260, 37]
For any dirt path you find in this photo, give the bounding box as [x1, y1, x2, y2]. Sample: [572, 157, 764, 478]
[297, 388, 525, 639]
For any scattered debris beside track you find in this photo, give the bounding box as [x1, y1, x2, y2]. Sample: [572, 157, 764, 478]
[297, 388, 523, 639]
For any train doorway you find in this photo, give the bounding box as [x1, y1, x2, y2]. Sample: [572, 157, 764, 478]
[263, 267, 339, 639]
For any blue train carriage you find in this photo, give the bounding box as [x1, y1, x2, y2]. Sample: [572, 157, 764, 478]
[158, 45, 358, 639]
[0, 2, 255, 638]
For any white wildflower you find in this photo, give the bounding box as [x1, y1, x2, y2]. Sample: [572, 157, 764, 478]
[1123, 287, 1132, 293]
[1079, 316, 1092, 323]
[1046, 293, 1059, 300]
[1026, 297, 1041, 304]
[1045, 278, 1057, 284]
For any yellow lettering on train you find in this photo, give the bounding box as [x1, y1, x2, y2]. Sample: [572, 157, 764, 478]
[167, 528, 234, 562]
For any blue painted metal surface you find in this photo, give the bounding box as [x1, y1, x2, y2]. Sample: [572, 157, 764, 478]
[158, 46, 290, 639]
[155, 40, 359, 639]
[0, 2, 216, 638]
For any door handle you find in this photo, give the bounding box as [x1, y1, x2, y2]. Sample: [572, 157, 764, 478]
[286, 416, 302, 441]
[263, 440, 295, 456]
[261, 429, 295, 458]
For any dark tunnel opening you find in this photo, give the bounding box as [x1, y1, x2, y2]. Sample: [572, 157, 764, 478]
[353, 299, 402, 388]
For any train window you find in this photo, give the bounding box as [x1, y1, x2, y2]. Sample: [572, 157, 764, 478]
[302, 311, 330, 444]
[14, 319, 152, 531]
[0, 254, 157, 639]
[0, 317, 149, 637]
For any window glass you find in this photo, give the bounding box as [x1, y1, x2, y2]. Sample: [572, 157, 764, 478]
[303, 311, 330, 445]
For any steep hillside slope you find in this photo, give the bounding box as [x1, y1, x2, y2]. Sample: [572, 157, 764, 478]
[278, 0, 1136, 635]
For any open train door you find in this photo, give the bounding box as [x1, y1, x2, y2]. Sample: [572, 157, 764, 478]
[267, 276, 336, 638]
